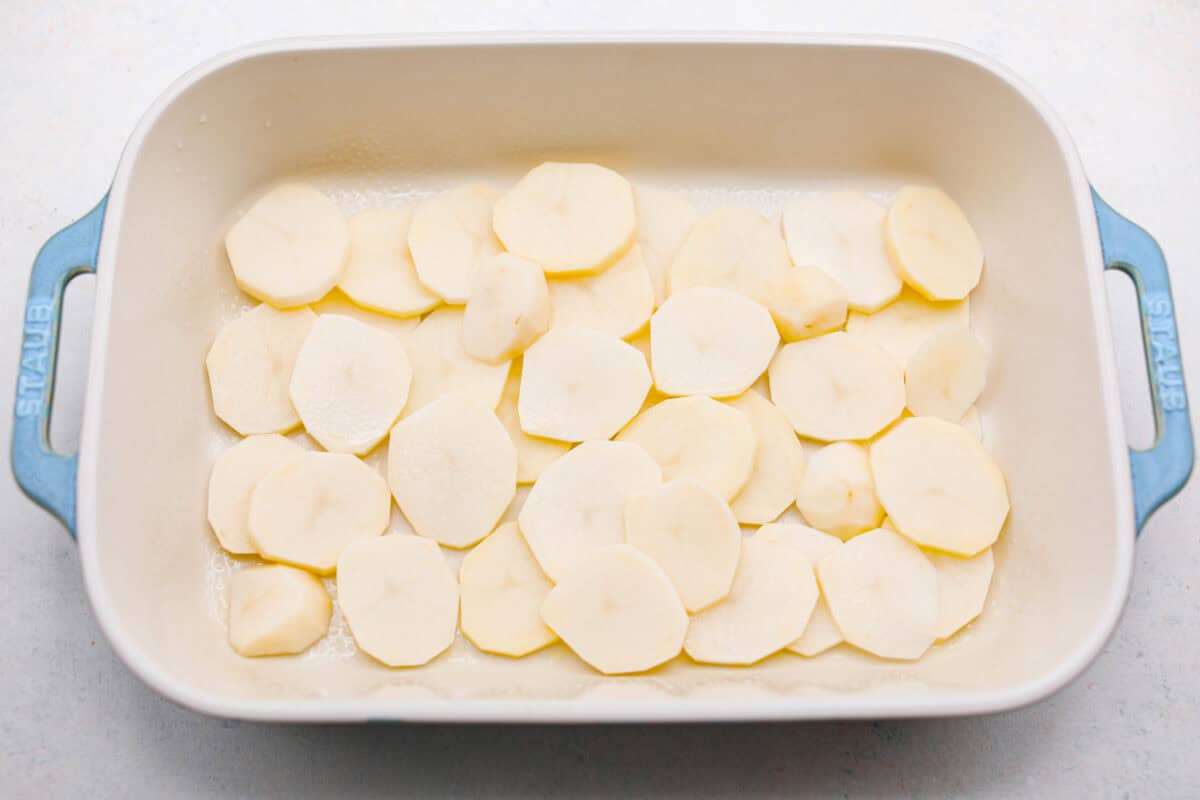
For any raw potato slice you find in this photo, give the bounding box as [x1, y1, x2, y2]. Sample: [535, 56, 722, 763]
[248, 452, 390, 573]
[960, 405, 983, 441]
[756, 524, 845, 657]
[227, 565, 332, 657]
[760, 266, 849, 341]
[904, 327, 987, 422]
[337, 535, 459, 667]
[493, 162, 636, 275]
[870, 417, 1010, 556]
[725, 391, 805, 525]
[795, 442, 883, 539]
[206, 304, 316, 435]
[225, 184, 349, 307]
[519, 328, 650, 442]
[462, 253, 550, 364]
[668, 208, 792, 299]
[408, 184, 503, 303]
[930, 548, 994, 639]
[769, 332, 904, 441]
[782, 191, 900, 312]
[207, 434, 304, 554]
[496, 365, 570, 484]
[548, 244, 654, 338]
[885, 186, 984, 301]
[685, 536, 818, 666]
[388, 395, 517, 549]
[624, 479, 741, 612]
[818, 528, 937, 659]
[404, 308, 511, 416]
[289, 314, 412, 454]
[519, 441, 661, 581]
[459, 522, 557, 657]
[338, 208, 441, 317]
[633, 185, 700, 305]
[617, 396, 756, 502]
[651, 287, 780, 397]
[311, 289, 419, 339]
[540, 544, 687, 674]
[845, 287, 969, 368]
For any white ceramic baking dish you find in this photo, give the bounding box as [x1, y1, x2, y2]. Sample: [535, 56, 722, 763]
[13, 34, 1193, 723]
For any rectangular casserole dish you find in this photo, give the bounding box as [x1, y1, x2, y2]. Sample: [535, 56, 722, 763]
[12, 34, 1193, 722]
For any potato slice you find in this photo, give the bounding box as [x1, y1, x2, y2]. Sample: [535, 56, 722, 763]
[617, 396, 756, 502]
[404, 308, 511, 416]
[760, 266, 848, 341]
[782, 191, 900, 312]
[817, 528, 937, 660]
[248, 452, 390, 573]
[845, 286, 969, 368]
[633, 185, 699, 305]
[885, 186, 984, 301]
[904, 327, 987, 422]
[769, 331, 904, 441]
[311, 289, 419, 338]
[756, 523, 845, 657]
[228, 564, 332, 657]
[519, 441, 661, 581]
[518, 328, 650, 442]
[388, 394, 517, 549]
[650, 287, 779, 397]
[870, 417, 1010, 556]
[724, 391, 805, 524]
[548, 244, 654, 338]
[496, 364, 570, 484]
[960, 405, 983, 441]
[207, 434, 304, 555]
[339, 208, 441, 317]
[540, 544, 687, 674]
[225, 184, 348, 308]
[460, 522, 557, 657]
[625, 479, 741, 612]
[462, 253, 550, 364]
[289, 314, 412, 454]
[684, 536, 818, 666]
[408, 184, 503, 303]
[668, 208, 792, 299]
[930, 547, 994, 639]
[337, 535, 459, 667]
[493, 162, 636, 275]
[795, 442, 883, 539]
[206, 304, 316, 435]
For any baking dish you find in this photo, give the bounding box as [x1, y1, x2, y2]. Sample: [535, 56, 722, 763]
[12, 34, 1193, 722]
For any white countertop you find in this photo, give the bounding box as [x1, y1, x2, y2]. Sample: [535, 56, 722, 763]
[3, 1, 1198, 796]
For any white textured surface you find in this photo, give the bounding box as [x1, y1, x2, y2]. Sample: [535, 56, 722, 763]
[1, 1, 1197, 796]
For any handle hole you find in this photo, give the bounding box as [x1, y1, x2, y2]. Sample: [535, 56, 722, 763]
[48, 272, 95, 455]
[1105, 268, 1156, 450]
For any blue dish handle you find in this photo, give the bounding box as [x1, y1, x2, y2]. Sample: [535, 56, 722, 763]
[11, 196, 108, 537]
[1093, 189, 1194, 533]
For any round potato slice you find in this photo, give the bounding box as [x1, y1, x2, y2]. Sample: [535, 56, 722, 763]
[337, 535, 459, 667]
[462, 253, 550, 364]
[930, 547, 994, 639]
[684, 536, 818, 666]
[885, 186, 984, 301]
[519, 328, 650, 442]
[339, 208, 441, 317]
[540, 544, 687, 674]
[668, 208, 792, 299]
[633, 185, 699, 305]
[816, 528, 937, 660]
[768, 331, 904, 441]
[496, 364, 570, 484]
[248, 452, 390, 573]
[904, 327, 987, 422]
[311, 288, 420, 339]
[206, 304, 316, 435]
[388, 394, 517, 549]
[519, 441, 662, 582]
[207, 434, 304, 555]
[756, 523, 845, 657]
[617, 396, 756, 503]
[548, 244, 654, 338]
[408, 183, 503, 303]
[404, 307, 511, 416]
[760, 266, 848, 341]
[870, 417, 1010, 556]
[289, 314, 412, 454]
[726, 390, 806, 525]
[795, 442, 883, 539]
[845, 286, 969, 368]
[225, 183, 348, 308]
[493, 162, 636, 275]
[228, 564, 332, 657]
[460, 522, 558, 657]
[625, 479, 742, 612]
[651, 287, 780, 398]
